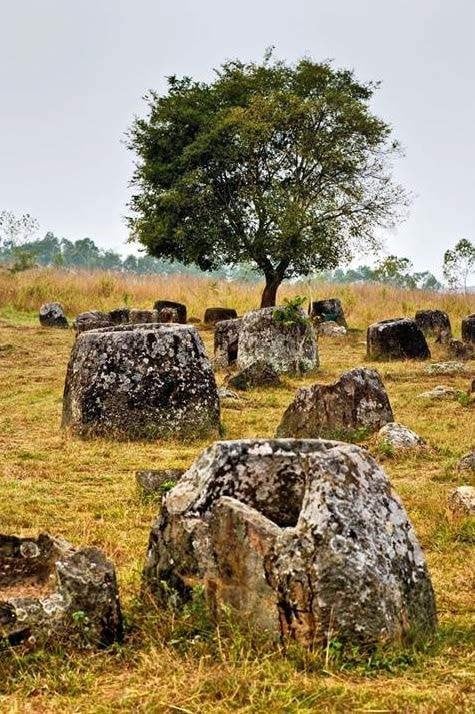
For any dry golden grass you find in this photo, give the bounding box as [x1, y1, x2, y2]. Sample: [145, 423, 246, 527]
[0, 269, 474, 713]
[0, 266, 474, 329]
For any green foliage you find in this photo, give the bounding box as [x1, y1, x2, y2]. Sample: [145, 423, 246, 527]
[273, 295, 309, 327]
[127, 53, 407, 305]
[8, 247, 36, 273]
[443, 238, 475, 292]
[377, 439, 395, 458]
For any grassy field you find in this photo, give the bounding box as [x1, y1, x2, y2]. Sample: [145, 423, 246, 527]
[0, 269, 474, 713]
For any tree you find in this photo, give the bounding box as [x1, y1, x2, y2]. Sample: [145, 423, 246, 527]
[127, 53, 407, 306]
[373, 255, 415, 288]
[0, 210, 39, 250]
[443, 239, 475, 293]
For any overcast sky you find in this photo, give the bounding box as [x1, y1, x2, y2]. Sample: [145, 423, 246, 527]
[1, 0, 474, 276]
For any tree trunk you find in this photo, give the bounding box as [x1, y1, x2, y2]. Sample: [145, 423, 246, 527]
[260, 276, 282, 308]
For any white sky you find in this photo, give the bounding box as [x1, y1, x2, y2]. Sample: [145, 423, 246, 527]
[1, 0, 474, 276]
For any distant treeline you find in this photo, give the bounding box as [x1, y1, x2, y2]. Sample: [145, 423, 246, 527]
[0, 231, 443, 289]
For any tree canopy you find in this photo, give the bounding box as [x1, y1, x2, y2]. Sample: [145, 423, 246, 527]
[127, 53, 408, 305]
[443, 238, 475, 293]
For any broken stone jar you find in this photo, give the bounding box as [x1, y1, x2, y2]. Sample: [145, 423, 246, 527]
[144, 439, 437, 649]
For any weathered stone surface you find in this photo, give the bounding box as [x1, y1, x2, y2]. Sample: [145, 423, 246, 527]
[129, 309, 159, 324]
[39, 302, 68, 329]
[378, 422, 425, 449]
[418, 385, 458, 400]
[447, 339, 474, 361]
[367, 318, 431, 361]
[238, 307, 318, 375]
[317, 320, 347, 336]
[136, 468, 185, 496]
[277, 368, 393, 439]
[0, 533, 122, 648]
[158, 307, 179, 323]
[62, 323, 220, 440]
[228, 360, 281, 391]
[75, 311, 112, 334]
[217, 386, 241, 401]
[425, 361, 468, 375]
[214, 318, 242, 367]
[415, 309, 452, 343]
[456, 451, 475, 472]
[448, 486, 475, 516]
[153, 301, 187, 324]
[462, 314, 475, 344]
[204, 307, 238, 325]
[144, 439, 436, 647]
[311, 298, 347, 327]
[108, 308, 130, 325]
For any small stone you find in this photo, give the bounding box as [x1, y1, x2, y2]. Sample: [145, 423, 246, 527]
[153, 301, 187, 324]
[218, 386, 241, 401]
[277, 367, 393, 439]
[378, 422, 425, 449]
[425, 362, 467, 375]
[419, 385, 458, 400]
[448, 486, 475, 516]
[136, 469, 185, 496]
[204, 307, 238, 325]
[39, 302, 68, 328]
[228, 360, 281, 391]
[238, 307, 318, 375]
[317, 320, 347, 337]
[456, 451, 475, 472]
[367, 318, 430, 361]
[310, 298, 347, 326]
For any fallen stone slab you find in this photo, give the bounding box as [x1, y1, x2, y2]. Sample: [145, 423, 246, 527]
[144, 439, 437, 648]
[277, 367, 393, 439]
[62, 323, 220, 440]
[367, 318, 430, 361]
[39, 302, 68, 329]
[418, 385, 458, 400]
[425, 362, 468, 375]
[0, 533, 122, 649]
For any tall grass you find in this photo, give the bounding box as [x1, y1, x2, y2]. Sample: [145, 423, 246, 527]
[0, 266, 473, 329]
